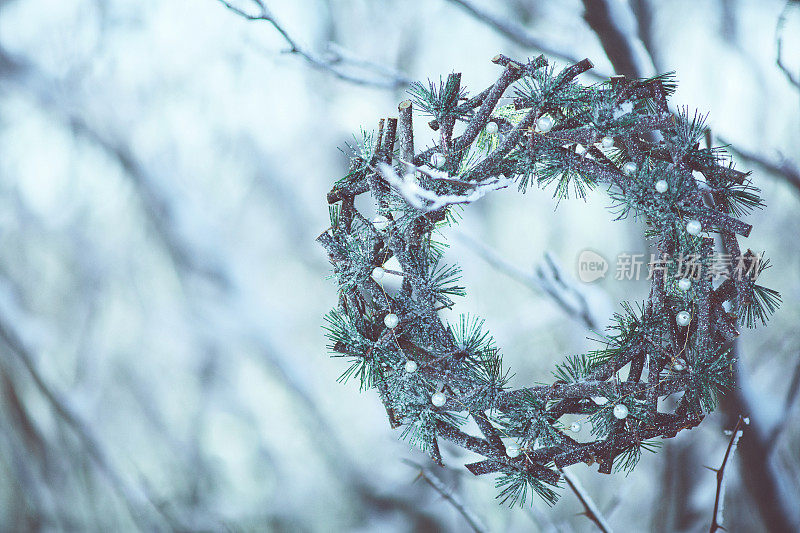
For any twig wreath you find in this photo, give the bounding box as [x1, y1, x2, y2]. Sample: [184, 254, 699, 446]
[317, 54, 780, 506]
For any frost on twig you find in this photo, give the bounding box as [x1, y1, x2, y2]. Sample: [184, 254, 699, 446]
[376, 162, 512, 212]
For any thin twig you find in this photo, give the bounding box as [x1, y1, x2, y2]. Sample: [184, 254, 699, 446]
[0, 287, 180, 531]
[708, 415, 745, 533]
[404, 460, 488, 533]
[444, 0, 608, 79]
[766, 355, 800, 452]
[718, 136, 800, 196]
[560, 468, 614, 533]
[454, 231, 599, 330]
[776, 1, 800, 89]
[217, 0, 411, 88]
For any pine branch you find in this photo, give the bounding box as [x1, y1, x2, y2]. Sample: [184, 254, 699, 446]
[217, 0, 411, 89]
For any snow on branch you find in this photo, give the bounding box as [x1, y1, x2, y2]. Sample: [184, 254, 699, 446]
[376, 162, 512, 211]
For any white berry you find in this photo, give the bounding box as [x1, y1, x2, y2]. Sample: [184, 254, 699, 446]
[601, 136, 614, 148]
[485, 121, 499, 134]
[372, 215, 389, 232]
[655, 180, 669, 193]
[371, 267, 385, 280]
[569, 422, 582, 433]
[686, 219, 702, 236]
[677, 278, 692, 291]
[431, 392, 446, 407]
[384, 313, 399, 329]
[536, 114, 554, 133]
[404, 360, 418, 373]
[506, 445, 521, 458]
[613, 404, 629, 419]
[622, 161, 637, 176]
[591, 396, 609, 405]
[430, 153, 446, 167]
[676, 311, 691, 327]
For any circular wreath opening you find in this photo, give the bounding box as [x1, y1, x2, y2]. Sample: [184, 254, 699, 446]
[317, 53, 779, 507]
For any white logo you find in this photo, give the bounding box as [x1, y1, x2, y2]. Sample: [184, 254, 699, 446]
[577, 250, 608, 283]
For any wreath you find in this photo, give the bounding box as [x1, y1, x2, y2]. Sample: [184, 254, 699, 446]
[317, 53, 779, 506]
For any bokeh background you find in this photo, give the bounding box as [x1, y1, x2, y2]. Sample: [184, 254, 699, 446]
[0, 0, 799, 531]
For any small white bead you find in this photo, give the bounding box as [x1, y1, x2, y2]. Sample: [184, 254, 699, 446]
[601, 136, 614, 149]
[384, 313, 399, 329]
[506, 445, 521, 458]
[430, 153, 446, 167]
[404, 360, 418, 373]
[372, 215, 390, 232]
[686, 219, 702, 236]
[371, 267, 385, 280]
[655, 180, 669, 193]
[676, 311, 691, 327]
[485, 121, 499, 134]
[622, 161, 637, 176]
[591, 396, 609, 405]
[677, 278, 691, 292]
[536, 114, 554, 133]
[569, 422, 582, 433]
[575, 144, 587, 155]
[672, 361, 685, 372]
[613, 404, 629, 419]
[431, 391, 446, 407]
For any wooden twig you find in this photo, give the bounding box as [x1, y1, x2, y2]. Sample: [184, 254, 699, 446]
[404, 461, 488, 533]
[708, 415, 745, 533]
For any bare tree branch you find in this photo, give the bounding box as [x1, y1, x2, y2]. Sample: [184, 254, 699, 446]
[580, 0, 655, 78]
[776, 1, 800, 89]
[0, 285, 184, 531]
[560, 468, 614, 533]
[444, 0, 609, 79]
[404, 461, 488, 533]
[217, 0, 411, 88]
[708, 416, 745, 533]
[719, 349, 800, 533]
[766, 356, 800, 452]
[718, 136, 800, 196]
[454, 231, 600, 330]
